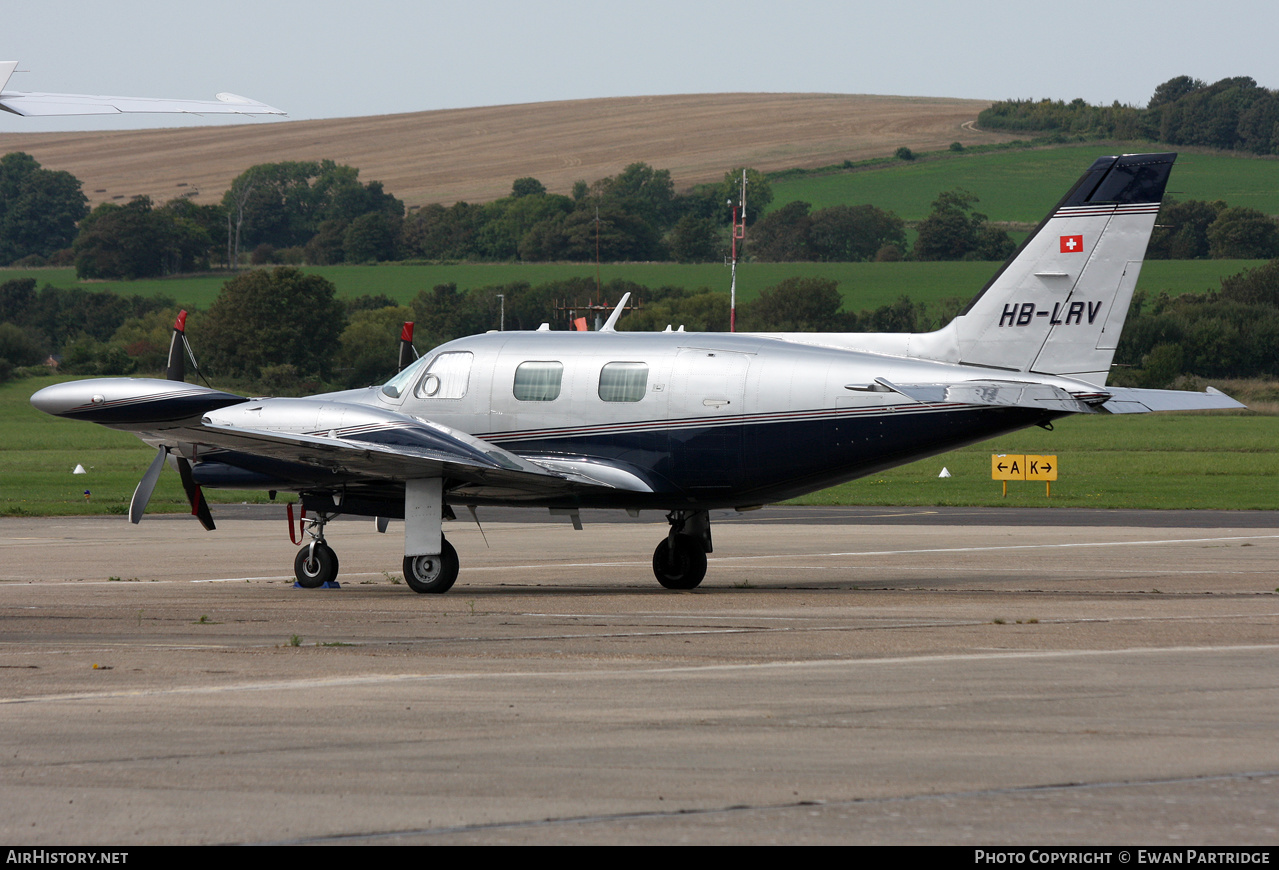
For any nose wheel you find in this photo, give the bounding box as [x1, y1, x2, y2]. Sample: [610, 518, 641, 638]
[652, 536, 707, 589]
[294, 542, 339, 588]
[292, 508, 340, 588]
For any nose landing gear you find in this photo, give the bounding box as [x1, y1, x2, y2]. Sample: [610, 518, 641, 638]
[293, 509, 340, 588]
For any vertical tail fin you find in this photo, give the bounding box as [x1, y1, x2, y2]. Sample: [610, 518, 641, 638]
[0, 62, 18, 95]
[940, 152, 1175, 385]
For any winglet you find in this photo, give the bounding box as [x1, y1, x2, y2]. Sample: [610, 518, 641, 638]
[215, 93, 286, 115]
[0, 62, 17, 93]
[599, 292, 631, 333]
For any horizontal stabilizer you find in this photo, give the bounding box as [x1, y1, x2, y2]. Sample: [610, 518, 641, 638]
[876, 378, 1096, 414]
[1101, 386, 1246, 414]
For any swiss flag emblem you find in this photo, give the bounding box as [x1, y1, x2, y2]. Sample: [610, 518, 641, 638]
[1060, 234, 1084, 253]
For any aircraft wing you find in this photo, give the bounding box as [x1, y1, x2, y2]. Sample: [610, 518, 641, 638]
[197, 398, 652, 495]
[1099, 386, 1246, 414]
[0, 90, 285, 117]
[0, 62, 284, 116]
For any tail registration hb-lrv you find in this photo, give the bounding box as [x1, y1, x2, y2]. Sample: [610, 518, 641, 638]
[32, 152, 1244, 593]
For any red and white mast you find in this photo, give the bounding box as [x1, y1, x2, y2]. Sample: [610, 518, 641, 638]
[728, 170, 747, 332]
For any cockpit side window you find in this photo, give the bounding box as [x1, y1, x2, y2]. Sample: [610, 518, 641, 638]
[415, 351, 474, 399]
[598, 362, 648, 402]
[513, 361, 563, 401]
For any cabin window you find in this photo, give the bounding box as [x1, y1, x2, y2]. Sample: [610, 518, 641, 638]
[598, 362, 648, 402]
[415, 351, 473, 399]
[513, 361, 563, 402]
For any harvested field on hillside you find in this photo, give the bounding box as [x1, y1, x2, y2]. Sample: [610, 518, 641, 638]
[0, 93, 1015, 208]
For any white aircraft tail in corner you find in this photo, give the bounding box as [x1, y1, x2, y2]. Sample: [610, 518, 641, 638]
[0, 61, 285, 117]
[756, 152, 1243, 413]
[841, 152, 1175, 385]
[933, 152, 1174, 386]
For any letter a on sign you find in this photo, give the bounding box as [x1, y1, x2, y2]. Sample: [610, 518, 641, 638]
[1060, 235, 1083, 253]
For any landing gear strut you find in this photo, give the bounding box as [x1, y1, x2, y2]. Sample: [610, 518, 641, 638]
[293, 510, 339, 587]
[652, 510, 710, 590]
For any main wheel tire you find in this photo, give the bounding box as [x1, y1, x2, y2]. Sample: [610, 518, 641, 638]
[652, 536, 707, 590]
[294, 542, 339, 588]
[403, 539, 460, 594]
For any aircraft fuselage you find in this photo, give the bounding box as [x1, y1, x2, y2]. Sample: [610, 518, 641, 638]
[336, 330, 1084, 511]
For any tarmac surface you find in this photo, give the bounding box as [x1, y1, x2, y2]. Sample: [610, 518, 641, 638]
[1, 506, 1277, 845]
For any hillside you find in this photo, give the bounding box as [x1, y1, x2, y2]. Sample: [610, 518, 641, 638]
[0, 93, 1015, 209]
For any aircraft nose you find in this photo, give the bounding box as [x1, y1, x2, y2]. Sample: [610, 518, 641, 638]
[30, 381, 96, 417]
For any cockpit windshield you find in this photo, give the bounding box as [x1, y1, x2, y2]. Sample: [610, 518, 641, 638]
[380, 354, 431, 398]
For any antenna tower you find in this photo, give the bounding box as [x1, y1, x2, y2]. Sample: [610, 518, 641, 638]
[728, 170, 747, 332]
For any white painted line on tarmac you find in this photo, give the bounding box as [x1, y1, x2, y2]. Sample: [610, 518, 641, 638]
[4, 643, 1277, 706]
[709, 533, 1279, 562]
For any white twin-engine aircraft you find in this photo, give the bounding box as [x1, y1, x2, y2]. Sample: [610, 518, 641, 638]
[0, 61, 284, 116]
[32, 152, 1243, 593]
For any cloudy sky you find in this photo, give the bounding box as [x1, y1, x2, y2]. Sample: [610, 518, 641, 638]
[3, 0, 1276, 132]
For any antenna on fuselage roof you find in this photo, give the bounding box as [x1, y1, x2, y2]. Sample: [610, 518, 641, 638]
[599, 292, 631, 332]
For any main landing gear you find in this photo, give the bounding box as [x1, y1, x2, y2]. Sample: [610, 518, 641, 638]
[652, 509, 711, 590]
[288, 499, 713, 594]
[403, 539, 459, 594]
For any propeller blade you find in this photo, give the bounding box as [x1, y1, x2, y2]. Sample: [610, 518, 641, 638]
[165, 310, 188, 382]
[398, 321, 417, 373]
[175, 456, 216, 531]
[129, 446, 168, 524]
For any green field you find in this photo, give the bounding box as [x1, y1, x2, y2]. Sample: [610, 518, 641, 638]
[768, 144, 1279, 222]
[4, 376, 1274, 518]
[0, 376, 263, 517]
[2, 257, 1261, 320]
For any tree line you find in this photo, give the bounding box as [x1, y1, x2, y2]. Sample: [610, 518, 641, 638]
[1112, 259, 1279, 387]
[0, 150, 1034, 275]
[978, 75, 1279, 156]
[5, 143, 1278, 277]
[1148, 197, 1279, 260]
[0, 268, 949, 391]
[7, 254, 1278, 393]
